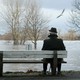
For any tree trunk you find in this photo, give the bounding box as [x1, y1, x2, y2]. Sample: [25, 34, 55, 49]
[13, 39, 19, 45]
[34, 41, 37, 50]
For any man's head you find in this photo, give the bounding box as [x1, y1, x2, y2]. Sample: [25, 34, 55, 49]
[49, 27, 57, 35]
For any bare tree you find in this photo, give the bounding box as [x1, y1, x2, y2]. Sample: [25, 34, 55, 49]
[68, 0, 80, 32]
[1, 0, 50, 48]
[3, 0, 21, 44]
[67, 29, 77, 40]
[40, 27, 49, 40]
[1, 0, 24, 45]
[1, 0, 49, 47]
[24, 0, 49, 49]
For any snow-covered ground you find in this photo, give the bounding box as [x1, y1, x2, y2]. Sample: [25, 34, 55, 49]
[0, 40, 80, 72]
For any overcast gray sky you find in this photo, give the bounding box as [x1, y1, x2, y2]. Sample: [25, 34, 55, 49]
[39, 0, 73, 9]
[0, 0, 74, 34]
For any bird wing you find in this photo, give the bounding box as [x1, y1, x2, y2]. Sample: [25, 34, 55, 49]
[56, 9, 65, 18]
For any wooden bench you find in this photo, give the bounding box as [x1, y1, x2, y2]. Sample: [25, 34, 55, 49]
[0, 50, 67, 76]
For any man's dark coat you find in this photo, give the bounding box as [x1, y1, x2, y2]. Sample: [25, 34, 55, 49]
[42, 34, 66, 74]
[42, 35, 65, 50]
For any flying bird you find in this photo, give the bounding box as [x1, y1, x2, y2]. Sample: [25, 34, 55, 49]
[56, 9, 65, 18]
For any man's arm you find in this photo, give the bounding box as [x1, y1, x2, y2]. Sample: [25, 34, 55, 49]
[42, 40, 46, 50]
[59, 39, 66, 50]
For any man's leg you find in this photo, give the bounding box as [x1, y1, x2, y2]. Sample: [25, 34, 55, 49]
[57, 63, 61, 74]
[57, 58, 63, 75]
[43, 63, 47, 75]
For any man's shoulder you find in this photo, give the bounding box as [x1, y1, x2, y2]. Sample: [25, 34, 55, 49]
[44, 39, 49, 42]
[44, 38, 63, 42]
[57, 38, 63, 42]
[57, 38, 63, 40]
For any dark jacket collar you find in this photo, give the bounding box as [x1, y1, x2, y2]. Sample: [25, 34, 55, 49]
[48, 34, 58, 38]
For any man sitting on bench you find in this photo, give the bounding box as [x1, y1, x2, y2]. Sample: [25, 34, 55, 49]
[42, 27, 66, 75]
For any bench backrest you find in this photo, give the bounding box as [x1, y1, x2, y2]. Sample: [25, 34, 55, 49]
[0, 50, 67, 58]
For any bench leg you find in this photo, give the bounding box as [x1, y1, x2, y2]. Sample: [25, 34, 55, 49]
[52, 51, 57, 76]
[51, 66, 56, 75]
[0, 52, 3, 77]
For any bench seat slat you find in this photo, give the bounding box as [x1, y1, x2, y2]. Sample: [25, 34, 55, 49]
[3, 60, 67, 64]
[3, 51, 67, 55]
[3, 54, 67, 58]
[3, 51, 67, 58]
[3, 60, 43, 63]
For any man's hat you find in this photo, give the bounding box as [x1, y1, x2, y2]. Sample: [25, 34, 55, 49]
[49, 27, 57, 33]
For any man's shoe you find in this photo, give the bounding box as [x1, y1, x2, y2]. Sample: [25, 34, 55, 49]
[57, 72, 61, 75]
[57, 72, 64, 76]
[43, 72, 46, 75]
